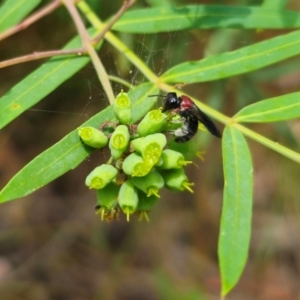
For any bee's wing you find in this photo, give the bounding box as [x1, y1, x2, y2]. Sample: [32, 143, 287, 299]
[191, 105, 222, 138]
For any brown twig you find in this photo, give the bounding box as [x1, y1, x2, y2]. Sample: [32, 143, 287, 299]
[62, 0, 91, 47]
[0, 0, 62, 42]
[92, 0, 136, 45]
[0, 48, 86, 69]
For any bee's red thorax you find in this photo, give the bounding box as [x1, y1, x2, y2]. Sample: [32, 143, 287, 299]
[180, 95, 193, 109]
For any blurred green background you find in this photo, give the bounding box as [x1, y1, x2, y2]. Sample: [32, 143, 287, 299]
[1, 0, 300, 299]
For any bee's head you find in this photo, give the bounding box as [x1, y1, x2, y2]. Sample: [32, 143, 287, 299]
[148, 92, 181, 112]
[161, 92, 181, 112]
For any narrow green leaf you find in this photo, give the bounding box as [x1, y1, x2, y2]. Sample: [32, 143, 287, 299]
[234, 91, 300, 123]
[161, 29, 300, 83]
[219, 125, 253, 296]
[113, 5, 300, 33]
[0, 28, 99, 130]
[262, 0, 288, 9]
[0, 83, 158, 203]
[0, 0, 41, 32]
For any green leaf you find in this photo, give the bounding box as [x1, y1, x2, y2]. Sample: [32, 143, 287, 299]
[0, 0, 41, 33]
[234, 91, 300, 123]
[0, 28, 99, 130]
[161, 29, 300, 83]
[219, 125, 253, 296]
[0, 83, 158, 203]
[262, 0, 288, 9]
[113, 5, 300, 33]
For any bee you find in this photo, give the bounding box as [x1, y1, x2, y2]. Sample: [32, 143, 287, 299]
[151, 92, 222, 143]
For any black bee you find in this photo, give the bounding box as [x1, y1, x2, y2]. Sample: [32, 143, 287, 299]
[151, 92, 222, 143]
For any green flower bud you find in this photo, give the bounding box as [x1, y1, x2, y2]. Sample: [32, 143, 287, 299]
[155, 156, 163, 167]
[158, 149, 192, 169]
[96, 182, 119, 220]
[137, 191, 160, 211]
[78, 126, 108, 148]
[137, 109, 167, 137]
[113, 90, 132, 124]
[85, 164, 118, 189]
[161, 117, 183, 132]
[168, 135, 202, 161]
[96, 182, 119, 209]
[118, 180, 139, 221]
[122, 152, 151, 177]
[162, 168, 194, 193]
[131, 133, 167, 166]
[131, 169, 164, 197]
[109, 125, 130, 159]
[136, 191, 160, 221]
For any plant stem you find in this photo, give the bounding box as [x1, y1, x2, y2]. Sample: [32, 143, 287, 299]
[79, 0, 300, 165]
[108, 75, 133, 89]
[77, 1, 159, 84]
[92, 0, 136, 45]
[62, 0, 115, 104]
[77, 1, 225, 119]
[234, 123, 300, 163]
[0, 48, 86, 69]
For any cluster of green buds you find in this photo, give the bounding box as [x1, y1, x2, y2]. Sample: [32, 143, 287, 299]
[78, 90, 194, 222]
